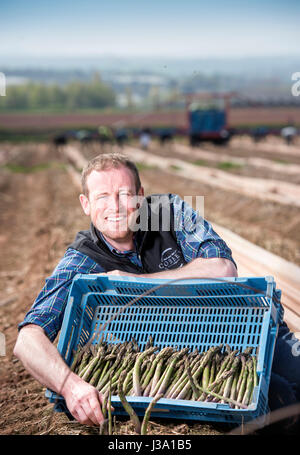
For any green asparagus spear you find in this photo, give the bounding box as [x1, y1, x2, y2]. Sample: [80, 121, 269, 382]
[118, 370, 141, 434]
[229, 368, 240, 408]
[141, 394, 164, 435]
[99, 390, 109, 435]
[252, 355, 258, 387]
[236, 360, 249, 408]
[108, 374, 113, 435]
[242, 360, 254, 406]
[133, 347, 159, 396]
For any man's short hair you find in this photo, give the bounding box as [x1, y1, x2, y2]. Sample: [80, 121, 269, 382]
[81, 153, 142, 197]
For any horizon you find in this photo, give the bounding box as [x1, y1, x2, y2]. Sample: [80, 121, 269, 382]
[1, 54, 299, 76]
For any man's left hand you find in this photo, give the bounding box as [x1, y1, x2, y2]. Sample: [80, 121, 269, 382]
[102, 270, 141, 277]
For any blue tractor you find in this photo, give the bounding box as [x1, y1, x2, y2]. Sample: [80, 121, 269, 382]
[186, 92, 234, 146]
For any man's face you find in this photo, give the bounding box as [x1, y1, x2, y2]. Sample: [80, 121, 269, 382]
[79, 166, 144, 246]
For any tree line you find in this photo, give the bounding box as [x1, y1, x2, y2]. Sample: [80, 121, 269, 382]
[0, 75, 116, 111]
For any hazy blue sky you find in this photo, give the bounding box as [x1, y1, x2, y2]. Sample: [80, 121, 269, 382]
[1, 0, 300, 58]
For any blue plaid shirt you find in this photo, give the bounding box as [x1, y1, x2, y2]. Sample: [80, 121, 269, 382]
[19, 194, 236, 341]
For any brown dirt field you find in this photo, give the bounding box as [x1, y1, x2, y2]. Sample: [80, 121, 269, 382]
[140, 140, 300, 185]
[0, 111, 186, 130]
[205, 136, 300, 165]
[228, 107, 300, 127]
[0, 107, 300, 130]
[1, 141, 299, 435]
[0, 143, 222, 435]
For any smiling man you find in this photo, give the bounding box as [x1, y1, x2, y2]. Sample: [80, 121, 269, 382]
[13, 153, 300, 431]
[73, 153, 238, 281]
[14, 152, 239, 426]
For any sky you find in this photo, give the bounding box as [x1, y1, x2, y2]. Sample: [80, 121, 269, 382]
[1, 0, 300, 59]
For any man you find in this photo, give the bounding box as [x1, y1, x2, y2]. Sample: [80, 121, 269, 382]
[14, 153, 299, 430]
[281, 125, 297, 146]
[139, 128, 151, 150]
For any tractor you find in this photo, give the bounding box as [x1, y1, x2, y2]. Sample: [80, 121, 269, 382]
[185, 92, 235, 146]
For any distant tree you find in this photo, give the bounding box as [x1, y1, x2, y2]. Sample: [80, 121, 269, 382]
[27, 83, 51, 108]
[125, 86, 134, 109]
[1, 85, 29, 109]
[0, 74, 116, 111]
[47, 84, 67, 108]
[149, 85, 160, 110]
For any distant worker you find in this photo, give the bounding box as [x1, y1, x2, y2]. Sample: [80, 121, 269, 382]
[114, 128, 129, 148]
[281, 125, 297, 146]
[52, 133, 68, 147]
[139, 128, 151, 150]
[158, 128, 175, 146]
[252, 126, 268, 143]
[76, 130, 93, 144]
[98, 125, 114, 149]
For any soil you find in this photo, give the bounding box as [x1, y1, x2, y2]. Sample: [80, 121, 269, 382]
[145, 142, 300, 185]
[1, 107, 300, 130]
[1, 138, 299, 435]
[0, 143, 222, 435]
[206, 136, 300, 165]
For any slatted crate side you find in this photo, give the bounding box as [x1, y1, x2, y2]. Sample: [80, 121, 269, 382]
[46, 275, 280, 424]
[89, 302, 268, 352]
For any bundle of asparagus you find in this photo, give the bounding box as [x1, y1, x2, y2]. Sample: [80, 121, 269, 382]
[71, 336, 258, 409]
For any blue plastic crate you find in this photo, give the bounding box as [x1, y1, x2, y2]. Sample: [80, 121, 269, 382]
[46, 275, 283, 425]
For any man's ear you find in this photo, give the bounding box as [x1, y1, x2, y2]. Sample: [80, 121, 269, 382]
[79, 194, 90, 216]
[136, 186, 145, 209]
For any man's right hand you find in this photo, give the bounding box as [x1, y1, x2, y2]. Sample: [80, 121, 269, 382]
[13, 325, 112, 427]
[61, 372, 111, 426]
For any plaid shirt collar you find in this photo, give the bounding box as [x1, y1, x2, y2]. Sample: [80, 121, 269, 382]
[91, 223, 137, 257]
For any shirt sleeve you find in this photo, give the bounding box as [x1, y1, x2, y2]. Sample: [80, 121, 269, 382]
[18, 249, 104, 342]
[170, 194, 237, 269]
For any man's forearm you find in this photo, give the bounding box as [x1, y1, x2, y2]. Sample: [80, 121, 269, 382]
[13, 324, 77, 395]
[140, 257, 238, 280]
[14, 324, 107, 425]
